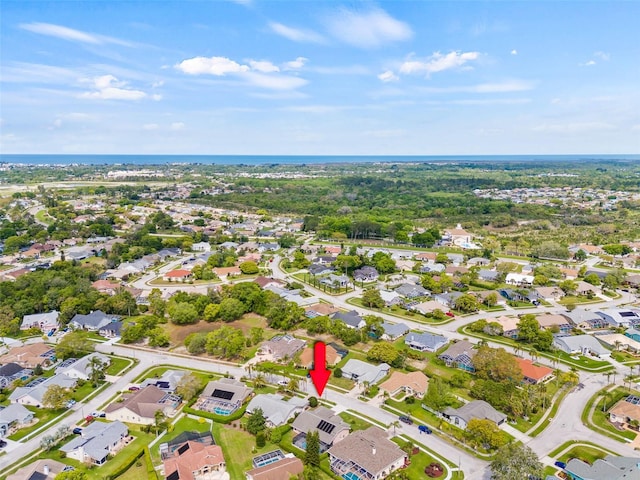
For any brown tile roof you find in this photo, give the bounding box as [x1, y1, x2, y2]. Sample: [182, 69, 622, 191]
[0, 343, 52, 368]
[213, 266, 241, 276]
[379, 371, 429, 396]
[298, 345, 339, 368]
[536, 313, 571, 328]
[254, 276, 285, 288]
[245, 457, 304, 480]
[327, 427, 406, 476]
[610, 398, 640, 423]
[304, 303, 339, 316]
[105, 385, 166, 419]
[165, 269, 192, 278]
[163, 442, 225, 480]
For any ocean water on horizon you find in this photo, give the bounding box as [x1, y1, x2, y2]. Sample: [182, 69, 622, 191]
[0, 154, 639, 166]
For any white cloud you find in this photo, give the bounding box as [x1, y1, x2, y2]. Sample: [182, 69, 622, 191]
[151, 80, 164, 88]
[378, 70, 399, 83]
[399, 51, 481, 76]
[580, 60, 597, 67]
[20, 22, 132, 46]
[594, 51, 610, 61]
[176, 55, 308, 90]
[170, 122, 185, 130]
[283, 57, 308, 70]
[176, 56, 250, 76]
[152, 94, 163, 101]
[79, 75, 147, 100]
[249, 60, 280, 73]
[511, 49, 518, 55]
[325, 7, 413, 48]
[143, 123, 159, 130]
[269, 22, 325, 43]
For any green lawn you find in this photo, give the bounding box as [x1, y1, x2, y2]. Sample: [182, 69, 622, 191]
[528, 384, 571, 437]
[347, 297, 454, 325]
[558, 445, 608, 464]
[35, 209, 53, 225]
[212, 422, 281, 480]
[133, 365, 218, 386]
[105, 356, 134, 376]
[390, 437, 459, 480]
[339, 412, 377, 431]
[583, 386, 638, 441]
[116, 460, 147, 480]
[151, 415, 211, 463]
[8, 406, 66, 441]
[24, 428, 155, 480]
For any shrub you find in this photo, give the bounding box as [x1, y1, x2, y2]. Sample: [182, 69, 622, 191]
[308, 396, 318, 407]
[334, 368, 342, 378]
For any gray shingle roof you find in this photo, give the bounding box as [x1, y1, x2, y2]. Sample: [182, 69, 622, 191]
[405, 332, 448, 350]
[246, 394, 307, 426]
[341, 359, 390, 384]
[61, 421, 128, 462]
[291, 407, 349, 445]
[443, 400, 506, 425]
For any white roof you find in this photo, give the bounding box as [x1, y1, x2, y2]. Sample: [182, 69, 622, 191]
[554, 335, 609, 355]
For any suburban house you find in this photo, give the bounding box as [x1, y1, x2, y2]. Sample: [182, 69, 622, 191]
[394, 283, 429, 299]
[61, 421, 129, 465]
[331, 311, 366, 330]
[304, 303, 339, 318]
[564, 455, 640, 480]
[467, 257, 491, 267]
[213, 266, 242, 279]
[195, 378, 253, 416]
[596, 308, 640, 329]
[353, 266, 379, 282]
[91, 279, 124, 295]
[379, 371, 429, 399]
[140, 369, 186, 393]
[105, 385, 180, 424]
[69, 310, 117, 332]
[327, 427, 408, 480]
[380, 322, 410, 341]
[320, 274, 350, 288]
[505, 273, 535, 287]
[98, 321, 124, 338]
[472, 290, 507, 307]
[379, 290, 403, 307]
[438, 340, 477, 372]
[610, 397, 640, 429]
[245, 457, 304, 480]
[434, 292, 464, 308]
[553, 334, 611, 358]
[291, 406, 350, 452]
[191, 241, 211, 252]
[163, 269, 193, 282]
[0, 404, 34, 437]
[535, 286, 565, 301]
[257, 335, 306, 362]
[308, 264, 335, 276]
[56, 353, 110, 381]
[515, 358, 554, 385]
[535, 313, 573, 333]
[405, 332, 448, 352]
[254, 276, 286, 290]
[341, 359, 390, 384]
[0, 343, 55, 369]
[562, 309, 607, 330]
[6, 459, 66, 480]
[9, 373, 76, 406]
[0, 363, 31, 389]
[245, 394, 307, 427]
[20, 311, 59, 331]
[297, 344, 340, 369]
[412, 300, 448, 316]
[313, 255, 336, 265]
[163, 441, 227, 480]
[596, 334, 640, 354]
[478, 270, 501, 282]
[442, 400, 507, 429]
[490, 315, 519, 338]
[575, 280, 598, 296]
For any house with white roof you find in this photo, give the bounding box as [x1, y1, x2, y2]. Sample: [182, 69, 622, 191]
[9, 373, 77, 406]
[553, 334, 611, 358]
[245, 394, 307, 427]
[20, 311, 59, 331]
[56, 353, 110, 381]
[341, 359, 390, 384]
[61, 421, 129, 465]
[0, 404, 34, 437]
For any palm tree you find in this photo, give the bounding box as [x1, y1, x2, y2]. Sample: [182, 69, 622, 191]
[625, 374, 634, 392]
[615, 340, 623, 351]
[391, 420, 400, 435]
[246, 364, 253, 379]
[530, 348, 538, 363]
[253, 374, 267, 390]
[88, 357, 105, 387]
[603, 371, 612, 386]
[286, 377, 299, 393]
[154, 410, 167, 436]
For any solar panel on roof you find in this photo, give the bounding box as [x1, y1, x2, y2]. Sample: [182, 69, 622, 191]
[167, 471, 180, 480]
[212, 389, 234, 400]
[157, 381, 170, 388]
[177, 443, 190, 455]
[626, 396, 640, 405]
[317, 420, 336, 434]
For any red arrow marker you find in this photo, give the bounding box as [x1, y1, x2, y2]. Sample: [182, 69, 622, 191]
[309, 341, 331, 397]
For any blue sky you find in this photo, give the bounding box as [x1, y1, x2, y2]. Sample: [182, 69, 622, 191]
[1, 0, 639, 155]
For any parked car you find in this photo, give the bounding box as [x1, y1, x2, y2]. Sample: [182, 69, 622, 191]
[399, 415, 413, 425]
[0, 439, 7, 448]
[418, 425, 432, 434]
[72, 427, 82, 435]
[277, 379, 289, 386]
[445, 312, 455, 317]
[554, 461, 566, 469]
[66, 399, 76, 408]
[128, 386, 140, 391]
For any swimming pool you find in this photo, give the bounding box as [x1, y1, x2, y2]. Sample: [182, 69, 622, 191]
[213, 407, 232, 416]
[342, 473, 361, 480]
